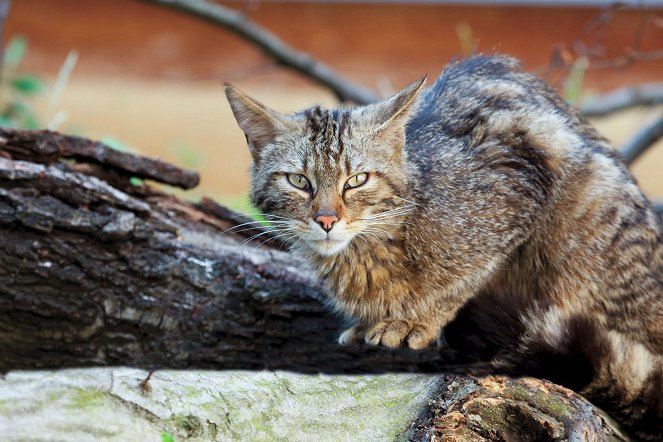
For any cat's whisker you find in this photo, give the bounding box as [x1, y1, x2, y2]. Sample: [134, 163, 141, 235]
[238, 227, 289, 249]
[255, 230, 299, 249]
[361, 204, 416, 221]
[365, 220, 416, 228]
[230, 225, 292, 236]
[229, 213, 294, 221]
[222, 219, 290, 234]
[393, 196, 420, 206]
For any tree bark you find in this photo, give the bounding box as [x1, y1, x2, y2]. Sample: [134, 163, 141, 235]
[0, 129, 625, 440]
[404, 376, 627, 441]
[0, 128, 444, 373]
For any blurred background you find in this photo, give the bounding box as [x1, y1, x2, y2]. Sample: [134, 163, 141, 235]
[4, 0, 663, 209]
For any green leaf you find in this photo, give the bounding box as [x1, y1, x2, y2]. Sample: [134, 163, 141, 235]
[563, 56, 588, 105]
[9, 102, 40, 129]
[101, 135, 137, 153]
[455, 22, 475, 57]
[160, 432, 175, 442]
[10, 74, 44, 94]
[129, 177, 145, 187]
[0, 116, 16, 128]
[4, 35, 28, 69]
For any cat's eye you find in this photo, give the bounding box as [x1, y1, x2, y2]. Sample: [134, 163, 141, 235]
[345, 173, 368, 189]
[287, 173, 311, 190]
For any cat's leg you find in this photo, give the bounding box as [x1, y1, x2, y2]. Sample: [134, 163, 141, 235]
[363, 286, 483, 350]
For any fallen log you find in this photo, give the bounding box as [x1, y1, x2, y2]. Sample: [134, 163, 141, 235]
[0, 128, 625, 440]
[0, 129, 445, 373]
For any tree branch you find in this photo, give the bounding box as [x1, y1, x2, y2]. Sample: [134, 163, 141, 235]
[0, 128, 200, 189]
[141, 0, 378, 104]
[580, 83, 663, 118]
[619, 114, 663, 165]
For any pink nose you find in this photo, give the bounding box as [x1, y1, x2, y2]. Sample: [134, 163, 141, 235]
[315, 212, 339, 232]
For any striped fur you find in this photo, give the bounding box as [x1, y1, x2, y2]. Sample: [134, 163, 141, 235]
[226, 55, 663, 439]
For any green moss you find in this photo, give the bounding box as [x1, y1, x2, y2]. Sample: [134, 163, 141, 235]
[47, 391, 61, 402]
[171, 414, 204, 437]
[160, 431, 175, 442]
[67, 389, 108, 409]
[181, 385, 204, 398]
[509, 384, 571, 417]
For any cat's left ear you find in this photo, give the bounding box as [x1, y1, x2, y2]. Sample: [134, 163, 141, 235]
[225, 84, 292, 163]
[365, 76, 427, 146]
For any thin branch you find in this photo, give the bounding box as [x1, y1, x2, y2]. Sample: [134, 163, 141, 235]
[619, 114, 663, 165]
[580, 83, 663, 117]
[543, 4, 663, 81]
[141, 0, 378, 104]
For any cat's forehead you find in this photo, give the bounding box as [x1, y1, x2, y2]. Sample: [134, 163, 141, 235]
[293, 106, 367, 170]
[300, 106, 349, 153]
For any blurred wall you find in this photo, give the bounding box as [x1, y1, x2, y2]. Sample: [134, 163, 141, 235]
[5, 0, 663, 202]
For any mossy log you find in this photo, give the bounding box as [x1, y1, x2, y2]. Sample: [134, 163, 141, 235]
[0, 129, 625, 440]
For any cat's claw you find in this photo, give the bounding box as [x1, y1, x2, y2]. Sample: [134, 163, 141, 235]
[365, 320, 437, 350]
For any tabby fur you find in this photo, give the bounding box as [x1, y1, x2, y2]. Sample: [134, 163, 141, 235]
[226, 55, 663, 439]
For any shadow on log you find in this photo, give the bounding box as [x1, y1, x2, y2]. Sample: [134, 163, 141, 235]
[0, 129, 626, 440]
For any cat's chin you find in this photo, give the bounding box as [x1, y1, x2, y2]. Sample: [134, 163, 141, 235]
[307, 238, 350, 256]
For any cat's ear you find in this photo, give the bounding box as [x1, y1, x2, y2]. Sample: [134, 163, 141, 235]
[225, 84, 291, 162]
[364, 76, 427, 147]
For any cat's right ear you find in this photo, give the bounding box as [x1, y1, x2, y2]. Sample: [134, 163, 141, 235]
[225, 85, 290, 162]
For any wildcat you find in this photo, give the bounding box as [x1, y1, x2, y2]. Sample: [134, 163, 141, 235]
[226, 55, 663, 439]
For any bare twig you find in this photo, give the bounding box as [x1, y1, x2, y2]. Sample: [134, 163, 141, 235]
[141, 0, 378, 104]
[619, 114, 663, 165]
[580, 83, 663, 117]
[544, 4, 663, 79]
[656, 202, 663, 216]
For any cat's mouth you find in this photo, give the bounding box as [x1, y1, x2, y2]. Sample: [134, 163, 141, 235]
[308, 237, 351, 256]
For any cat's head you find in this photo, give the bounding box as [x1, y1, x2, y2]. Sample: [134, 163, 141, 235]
[225, 79, 425, 256]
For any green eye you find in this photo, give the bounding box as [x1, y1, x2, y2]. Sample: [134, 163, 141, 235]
[287, 173, 311, 190]
[345, 173, 368, 189]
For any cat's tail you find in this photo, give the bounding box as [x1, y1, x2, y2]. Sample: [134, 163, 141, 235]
[497, 311, 663, 441]
[579, 330, 663, 441]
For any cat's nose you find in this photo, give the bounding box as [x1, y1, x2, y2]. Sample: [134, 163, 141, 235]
[315, 211, 339, 232]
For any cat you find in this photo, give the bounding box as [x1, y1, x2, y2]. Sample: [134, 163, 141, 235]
[225, 55, 663, 440]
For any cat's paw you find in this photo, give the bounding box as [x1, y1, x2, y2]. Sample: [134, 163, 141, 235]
[338, 324, 365, 345]
[365, 320, 437, 350]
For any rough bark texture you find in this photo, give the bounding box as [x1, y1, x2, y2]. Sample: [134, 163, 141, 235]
[0, 129, 447, 373]
[0, 129, 625, 439]
[404, 376, 628, 441]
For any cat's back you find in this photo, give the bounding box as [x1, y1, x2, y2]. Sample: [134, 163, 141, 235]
[406, 55, 607, 160]
[403, 54, 663, 298]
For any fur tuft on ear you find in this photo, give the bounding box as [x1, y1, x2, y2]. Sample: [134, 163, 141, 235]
[359, 76, 427, 151]
[372, 76, 427, 129]
[225, 85, 290, 162]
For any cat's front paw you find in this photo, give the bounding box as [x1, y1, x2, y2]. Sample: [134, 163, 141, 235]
[338, 324, 365, 345]
[365, 320, 437, 350]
